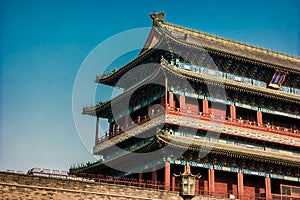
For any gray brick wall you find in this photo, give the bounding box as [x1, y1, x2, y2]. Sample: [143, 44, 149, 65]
[0, 172, 226, 200]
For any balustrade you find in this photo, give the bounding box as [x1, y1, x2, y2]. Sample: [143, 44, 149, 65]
[167, 106, 299, 136]
[95, 105, 299, 146]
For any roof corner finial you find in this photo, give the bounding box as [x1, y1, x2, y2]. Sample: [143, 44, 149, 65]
[150, 12, 165, 22]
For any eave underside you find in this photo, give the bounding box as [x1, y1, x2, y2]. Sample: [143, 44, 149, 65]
[83, 60, 300, 118]
[71, 132, 300, 180]
[90, 113, 300, 168]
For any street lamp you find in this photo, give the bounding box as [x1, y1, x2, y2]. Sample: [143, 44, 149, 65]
[174, 162, 201, 200]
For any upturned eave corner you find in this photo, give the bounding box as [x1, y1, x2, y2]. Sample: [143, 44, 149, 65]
[82, 100, 111, 117]
[95, 69, 118, 84]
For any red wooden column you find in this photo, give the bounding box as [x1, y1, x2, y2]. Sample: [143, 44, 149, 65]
[237, 172, 244, 199]
[204, 180, 209, 195]
[172, 176, 176, 191]
[164, 162, 171, 191]
[180, 95, 185, 111]
[147, 104, 152, 118]
[169, 92, 174, 108]
[124, 114, 129, 130]
[95, 117, 99, 145]
[165, 77, 168, 113]
[230, 103, 236, 121]
[152, 169, 157, 183]
[139, 173, 143, 187]
[196, 179, 200, 194]
[109, 122, 114, 137]
[265, 175, 272, 200]
[203, 99, 209, 116]
[114, 122, 118, 134]
[208, 167, 215, 195]
[257, 109, 263, 126]
[161, 96, 165, 106]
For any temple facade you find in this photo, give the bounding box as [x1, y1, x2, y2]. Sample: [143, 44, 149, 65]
[70, 13, 300, 200]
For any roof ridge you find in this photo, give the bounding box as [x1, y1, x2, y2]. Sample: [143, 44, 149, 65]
[158, 21, 299, 63]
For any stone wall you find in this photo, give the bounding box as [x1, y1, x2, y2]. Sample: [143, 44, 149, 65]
[0, 172, 226, 200]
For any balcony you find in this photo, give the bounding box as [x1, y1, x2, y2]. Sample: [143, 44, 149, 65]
[95, 106, 300, 151]
[167, 106, 299, 137]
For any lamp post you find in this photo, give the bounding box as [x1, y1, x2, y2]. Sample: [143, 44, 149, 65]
[174, 162, 201, 200]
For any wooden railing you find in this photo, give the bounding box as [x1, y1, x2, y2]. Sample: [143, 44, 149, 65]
[271, 184, 300, 200]
[76, 173, 166, 190]
[95, 106, 299, 146]
[67, 173, 270, 200]
[95, 107, 165, 145]
[167, 106, 300, 137]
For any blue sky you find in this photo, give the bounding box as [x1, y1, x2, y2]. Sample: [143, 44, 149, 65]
[0, 0, 299, 172]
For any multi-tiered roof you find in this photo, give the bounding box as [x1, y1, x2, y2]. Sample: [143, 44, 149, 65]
[84, 12, 299, 116]
[75, 12, 300, 194]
